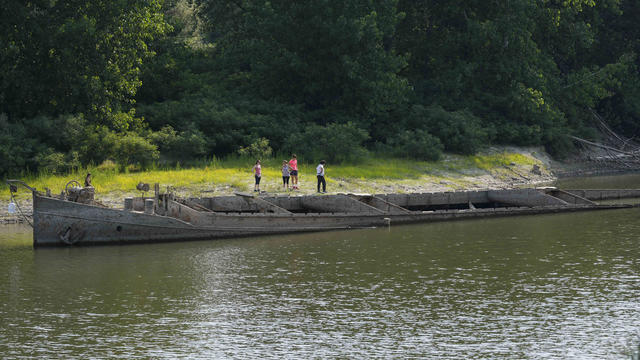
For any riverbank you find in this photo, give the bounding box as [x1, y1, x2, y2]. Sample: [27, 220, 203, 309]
[1, 147, 556, 223]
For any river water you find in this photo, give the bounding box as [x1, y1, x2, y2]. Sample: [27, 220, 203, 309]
[1, 175, 640, 359]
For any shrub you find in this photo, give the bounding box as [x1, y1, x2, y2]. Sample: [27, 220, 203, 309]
[389, 129, 443, 161]
[174, 126, 208, 157]
[36, 152, 65, 174]
[63, 115, 115, 165]
[544, 132, 575, 159]
[417, 105, 488, 155]
[149, 125, 179, 149]
[150, 124, 209, 159]
[0, 114, 49, 177]
[137, 96, 252, 156]
[237, 137, 273, 158]
[137, 91, 308, 157]
[96, 159, 118, 172]
[111, 133, 160, 169]
[107, 109, 145, 132]
[494, 122, 542, 146]
[62, 115, 161, 169]
[284, 122, 369, 163]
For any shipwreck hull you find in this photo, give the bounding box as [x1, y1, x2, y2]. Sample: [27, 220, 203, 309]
[31, 190, 633, 247]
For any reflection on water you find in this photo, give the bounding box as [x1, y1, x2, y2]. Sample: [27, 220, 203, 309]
[1, 178, 640, 358]
[555, 172, 640, 189]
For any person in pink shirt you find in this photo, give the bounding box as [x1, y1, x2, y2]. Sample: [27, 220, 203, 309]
[288, 154, 299, 190]
[252, 159, 262, 192]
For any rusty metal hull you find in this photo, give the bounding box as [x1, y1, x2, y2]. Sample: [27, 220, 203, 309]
[32, 192, 632, 247]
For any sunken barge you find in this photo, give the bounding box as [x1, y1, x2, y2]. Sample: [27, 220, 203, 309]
[7, 180, 640, 247]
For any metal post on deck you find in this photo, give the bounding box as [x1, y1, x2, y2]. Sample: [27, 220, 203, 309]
[124, 198, 133, 211]
[154, 183, 159, 213]
[144, 199, 155, 215]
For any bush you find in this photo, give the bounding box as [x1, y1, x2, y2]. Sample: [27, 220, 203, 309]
[237, 137, 273, 158]
[388, 129, 443, 161]
[416, 105, 488, 155]
[149, 125, 179, 149]
[494, 122, 543, 146]
[284, 122, 369, 163]
[544, 132, 575, 159]
[150, 124, 209, 159]
[0, 114, 50, 177]
[111, 133, 160, 169]
[96, 159, 118, 172]
[107, 109, 145, 132]
[175, 126, 208, 157]
[137, 95, 253, 156]
[61, 114, 160, 169]
[35, 151, 80, 174]
[63, 115, 114, 165]
[137, 89, 307, 157]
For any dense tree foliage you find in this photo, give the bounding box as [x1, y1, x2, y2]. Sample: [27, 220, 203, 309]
[1, 0, 168, 175]
[2, 0, 640, 177]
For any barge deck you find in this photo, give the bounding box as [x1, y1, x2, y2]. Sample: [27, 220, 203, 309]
[7, 180, 639, 247]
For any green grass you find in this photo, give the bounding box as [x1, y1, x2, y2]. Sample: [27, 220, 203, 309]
[1, 151, 544, 199]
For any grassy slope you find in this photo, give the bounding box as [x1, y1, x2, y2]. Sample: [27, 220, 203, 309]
[1, 151, 548, 203]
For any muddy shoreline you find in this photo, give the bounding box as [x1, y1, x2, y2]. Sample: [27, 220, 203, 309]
[2, 156, 637, 225]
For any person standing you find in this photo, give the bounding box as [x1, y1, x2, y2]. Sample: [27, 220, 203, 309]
[288, 154, 299, 190]
[281, 160, 291, 191]
[316, 160, 326, 193]
[84, 173, 93, 187]
[252, 160, 262, 192]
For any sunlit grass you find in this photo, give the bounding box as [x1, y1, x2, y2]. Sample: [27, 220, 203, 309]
[326, 158, 427, 180]
[1, 151, 544, 199]
[467, 153, 537, 170]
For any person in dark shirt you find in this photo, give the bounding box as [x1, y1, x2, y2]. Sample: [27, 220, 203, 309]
[84, 173, 93, 187]
[316, 160, 326, 193]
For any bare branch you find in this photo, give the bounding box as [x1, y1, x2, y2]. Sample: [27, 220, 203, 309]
[569, 136, 639, 157]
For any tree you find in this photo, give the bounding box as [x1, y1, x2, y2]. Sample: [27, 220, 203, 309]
[0, 0, 168, 127]
[198, 0, 410, 124]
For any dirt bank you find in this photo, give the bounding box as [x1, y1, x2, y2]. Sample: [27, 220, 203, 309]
[1, 147, 558, 224]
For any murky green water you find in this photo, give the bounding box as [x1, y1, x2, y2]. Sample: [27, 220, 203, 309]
[2, 176, 640, 359]
[555, 172, 640, 189]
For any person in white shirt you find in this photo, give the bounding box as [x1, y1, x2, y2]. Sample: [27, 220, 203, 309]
[316, 160, 326, 193]
[281, 160, 291, 191]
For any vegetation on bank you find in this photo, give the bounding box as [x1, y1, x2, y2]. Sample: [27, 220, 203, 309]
[1, 151, 544, 200]
[2, 1, 639, 178]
